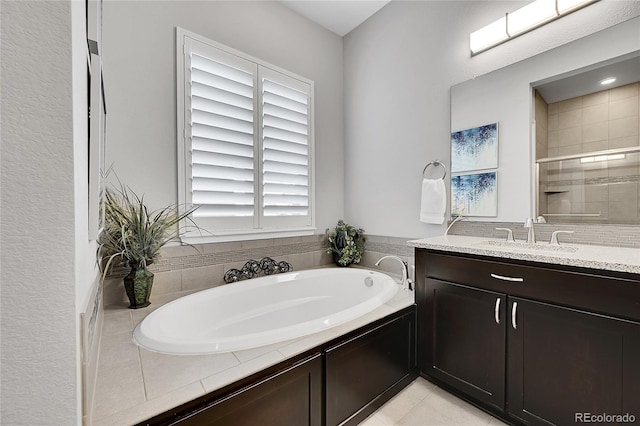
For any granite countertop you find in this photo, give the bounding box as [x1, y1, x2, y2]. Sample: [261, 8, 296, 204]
[407, 235, 640, 275]
[91, 276, 415, 426]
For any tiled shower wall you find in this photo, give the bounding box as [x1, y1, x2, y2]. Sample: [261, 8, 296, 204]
[538, 82, 640, 223]
[547, 83, 639, 157]
[103, 234, 415, 307]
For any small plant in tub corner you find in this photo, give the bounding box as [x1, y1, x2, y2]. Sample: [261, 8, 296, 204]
[327, 220, 365, 267]
[98, 183, 199, 309]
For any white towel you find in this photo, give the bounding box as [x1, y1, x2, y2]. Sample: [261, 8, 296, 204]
[420, 178, 446, 224]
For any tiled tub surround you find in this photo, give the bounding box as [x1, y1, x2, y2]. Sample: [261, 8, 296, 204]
[448, 220, 640, 249]
[103, 234, 416, 307]
[407, 235, 640, 274]
[102, 234, 333, 307]
[91, 275, 414, 425]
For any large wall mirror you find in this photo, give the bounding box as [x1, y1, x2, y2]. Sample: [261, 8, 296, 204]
[450, 17, 640, 225]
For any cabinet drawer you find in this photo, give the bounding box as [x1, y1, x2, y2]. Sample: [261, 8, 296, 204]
[421, 251, 640, 322]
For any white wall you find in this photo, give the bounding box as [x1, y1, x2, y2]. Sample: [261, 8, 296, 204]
[344, 0, 640, 238]
[1, 0, 88, 423]
[102, 0, 344, 234]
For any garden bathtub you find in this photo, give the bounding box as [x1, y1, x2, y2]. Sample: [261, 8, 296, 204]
[133, 268, 399, 355]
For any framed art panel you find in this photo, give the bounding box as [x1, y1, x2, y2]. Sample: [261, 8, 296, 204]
[451, 171, 498, 217]
[451, 123, 498, 173]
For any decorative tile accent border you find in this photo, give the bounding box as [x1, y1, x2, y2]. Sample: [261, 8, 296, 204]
[448, 221, 640, 248]
[365, 235, 414, 258]
[549, 174, 639, 187]
[106, 236, 328, 279]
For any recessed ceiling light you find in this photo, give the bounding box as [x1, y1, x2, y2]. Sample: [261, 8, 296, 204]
[600, 77, 617, 85]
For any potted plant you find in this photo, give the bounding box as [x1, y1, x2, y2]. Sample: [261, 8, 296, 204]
[98, 184, 198, 309]
[326, 220, 365, 267]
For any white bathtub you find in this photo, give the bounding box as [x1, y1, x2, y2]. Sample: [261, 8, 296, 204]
[133, 268, 399, 355]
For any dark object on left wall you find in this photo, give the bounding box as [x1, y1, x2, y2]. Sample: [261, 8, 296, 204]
[224, 257, 293, 283]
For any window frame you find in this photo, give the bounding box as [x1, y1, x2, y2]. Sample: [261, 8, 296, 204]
[176, 27, 316, 243]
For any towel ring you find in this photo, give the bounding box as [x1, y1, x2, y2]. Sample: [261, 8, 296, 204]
[422, 161, 447, 179]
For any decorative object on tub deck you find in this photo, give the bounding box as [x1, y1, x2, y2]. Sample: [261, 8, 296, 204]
[223, 257, 293, 283]
[326, 220, 365, 267]
[98, 183, 199, 309]
[451, 122, 498, 173]
[420, 160, 447, 224]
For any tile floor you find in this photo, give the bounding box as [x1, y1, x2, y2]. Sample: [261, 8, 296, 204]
[359, 377, 508, 426]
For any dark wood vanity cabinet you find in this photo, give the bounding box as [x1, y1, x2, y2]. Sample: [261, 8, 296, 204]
[141, 306, 417, 426]
[416, 249, 640, 425]
[425, 279, 505, 411]
[325, 310, 416, 426]
[174, 353, 323, 426]
[507, 298, 640, 425]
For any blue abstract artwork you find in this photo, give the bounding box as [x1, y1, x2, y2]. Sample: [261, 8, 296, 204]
[451, 123, 498, 173]
[451, 172, 497, 217]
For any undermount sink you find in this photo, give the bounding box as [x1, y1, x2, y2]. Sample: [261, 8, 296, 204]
[478, 240, 579, 253]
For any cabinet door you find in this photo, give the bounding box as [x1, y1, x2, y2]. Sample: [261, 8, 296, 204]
[507, 298, 640, 425]
[175, 354, 323, 426]
[425, 279, 506, 411]
[325, 310, 416, 426]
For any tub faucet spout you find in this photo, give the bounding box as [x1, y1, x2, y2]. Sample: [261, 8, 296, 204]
[375, 255, 412, 291]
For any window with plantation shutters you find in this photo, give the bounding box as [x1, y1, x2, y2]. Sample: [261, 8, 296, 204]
[177, 29, 315, 241]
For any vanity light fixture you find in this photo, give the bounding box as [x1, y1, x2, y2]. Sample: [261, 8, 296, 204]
[470, 0, 599, 55]
[600, 77, 617, 85]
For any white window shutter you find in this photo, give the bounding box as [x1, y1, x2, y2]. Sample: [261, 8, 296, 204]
[187, 43, 258, 225]
[178, 29, 314, 240]
[260, 69, 312, 226]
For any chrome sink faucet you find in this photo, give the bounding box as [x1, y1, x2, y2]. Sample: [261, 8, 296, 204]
[524, 218, 536, 243]
[496, 227, 515, 242]
[375, 255, 412, 291]
[550, 230, 574, 245]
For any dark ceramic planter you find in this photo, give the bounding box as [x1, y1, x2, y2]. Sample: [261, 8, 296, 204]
[123, 267, 154, 309]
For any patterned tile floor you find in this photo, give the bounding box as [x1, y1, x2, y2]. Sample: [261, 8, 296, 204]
[359, 377, 508, 426]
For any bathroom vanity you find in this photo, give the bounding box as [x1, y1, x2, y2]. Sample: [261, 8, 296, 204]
[410, 236, 640, 425]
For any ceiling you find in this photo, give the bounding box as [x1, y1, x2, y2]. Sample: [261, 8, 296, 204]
[534, 54, 640, 103]
[279, 1, 391, 36]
